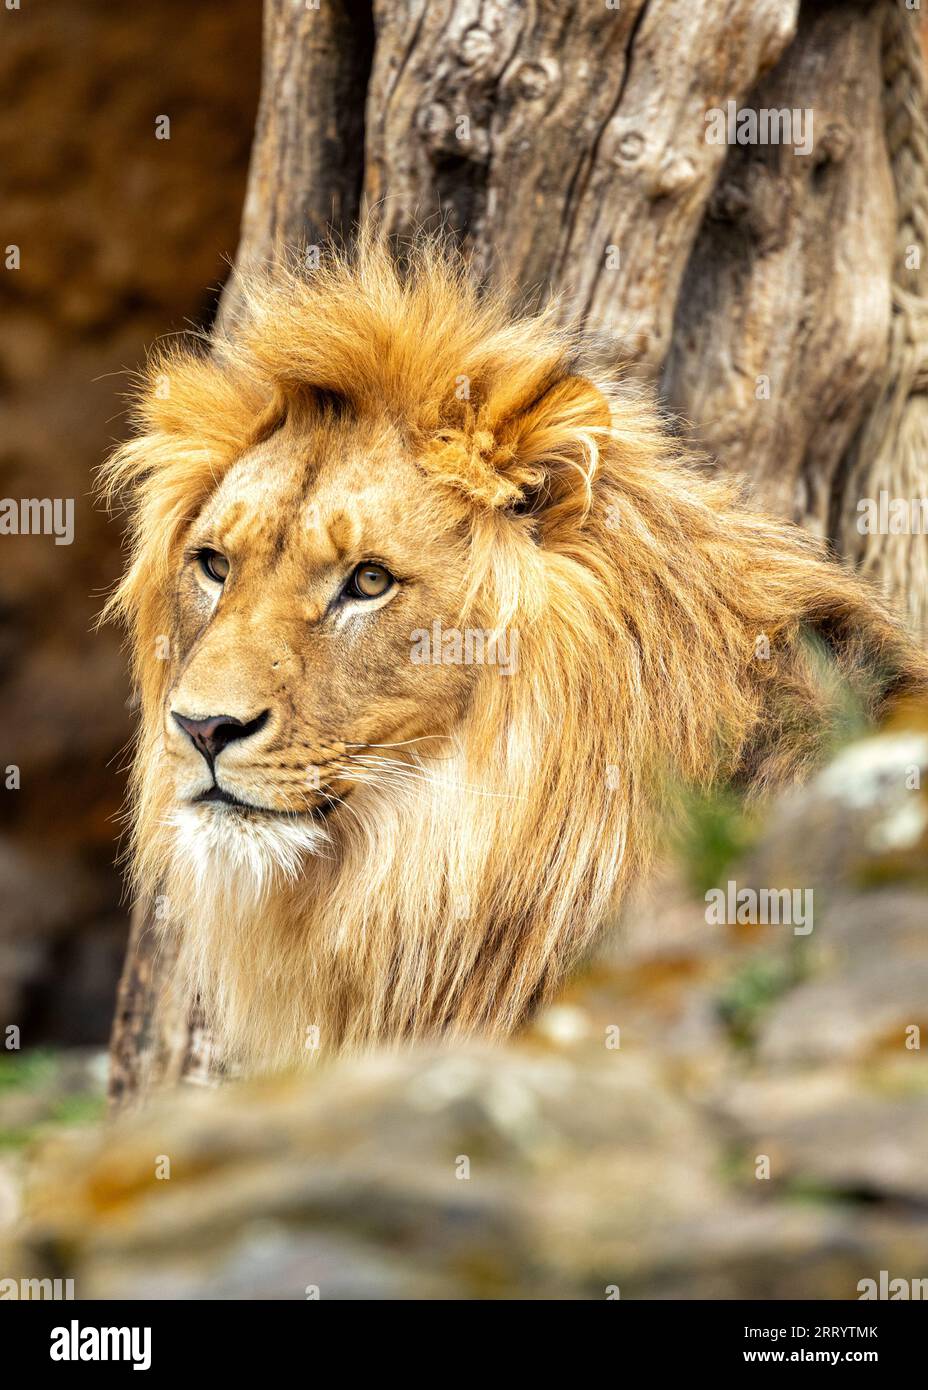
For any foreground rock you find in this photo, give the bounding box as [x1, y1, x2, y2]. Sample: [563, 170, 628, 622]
[3, 725, 927, 1298]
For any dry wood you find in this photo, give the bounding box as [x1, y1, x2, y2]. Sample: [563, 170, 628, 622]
[108, 899, 219, 1110]
[219, 0, 374, 325]
[364, 0, 799, 369]
[663, 1, 894, 529]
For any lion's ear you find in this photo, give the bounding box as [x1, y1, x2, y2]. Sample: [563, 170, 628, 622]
[496, 373, 611, 507]
[423, 373, 611, 520]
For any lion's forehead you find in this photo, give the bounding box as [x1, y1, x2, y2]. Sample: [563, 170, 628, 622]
[197, 426, 459, 574]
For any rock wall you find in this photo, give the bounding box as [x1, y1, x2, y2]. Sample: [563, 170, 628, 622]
[0, 2, 261, 1042]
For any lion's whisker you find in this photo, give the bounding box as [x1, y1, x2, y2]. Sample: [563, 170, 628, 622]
[340, 757, 523, 801]
[344, 733, 460, 753]
[318, 788, 367, 837]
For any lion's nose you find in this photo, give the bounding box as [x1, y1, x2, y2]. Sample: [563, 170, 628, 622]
[171, 710, 269, 766]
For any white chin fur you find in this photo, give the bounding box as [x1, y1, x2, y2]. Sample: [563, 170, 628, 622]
[167, 802, 330, 901]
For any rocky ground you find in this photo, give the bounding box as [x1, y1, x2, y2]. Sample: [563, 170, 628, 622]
[1, 718, 926, 1299]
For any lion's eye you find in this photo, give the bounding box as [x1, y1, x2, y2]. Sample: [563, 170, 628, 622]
[348, 562, 394, 599]
[198, 549, 230, 583]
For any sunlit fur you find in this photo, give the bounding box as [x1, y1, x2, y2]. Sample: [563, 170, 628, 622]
[100, 230, 928, 1069]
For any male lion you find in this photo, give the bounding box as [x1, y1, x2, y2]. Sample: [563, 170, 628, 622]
[102, 234, 928, 1068]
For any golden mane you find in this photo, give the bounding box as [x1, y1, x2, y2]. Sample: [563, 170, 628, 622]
[101, 232, 928, 1067]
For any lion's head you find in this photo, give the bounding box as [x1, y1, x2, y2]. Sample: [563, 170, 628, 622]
[102, 233, 927, 1067]
[160, 402, 482, 862]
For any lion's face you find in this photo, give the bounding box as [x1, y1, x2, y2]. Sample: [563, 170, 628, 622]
[162, 410, 477, 846]
[106, 239, 650, 1058]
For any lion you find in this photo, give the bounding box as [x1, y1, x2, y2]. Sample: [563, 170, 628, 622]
[101, 231, 928, 1069]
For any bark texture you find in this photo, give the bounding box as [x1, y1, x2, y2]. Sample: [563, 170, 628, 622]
[365, 0, 799, 368]
[663, 0, 895, 531]
[219, 0, 374, 322]
[109, 0, 928, 1106]
[108, 902, 219, 1112]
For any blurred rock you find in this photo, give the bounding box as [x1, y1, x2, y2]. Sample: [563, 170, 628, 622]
[0, 1048, 106, 1237]
[747, 727, 928, 892]
[1, 725, 926, 1298]
[757, 944, 928, 1067]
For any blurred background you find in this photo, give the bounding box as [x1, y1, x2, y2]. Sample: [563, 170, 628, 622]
[0, 1, 261, 1048]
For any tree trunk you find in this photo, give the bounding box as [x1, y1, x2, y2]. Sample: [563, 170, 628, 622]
[109, 0, 928, 1107]
[108, 901, 220, 1111]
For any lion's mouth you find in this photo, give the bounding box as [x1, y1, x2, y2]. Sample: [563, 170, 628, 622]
[193, 784, 338, 821]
